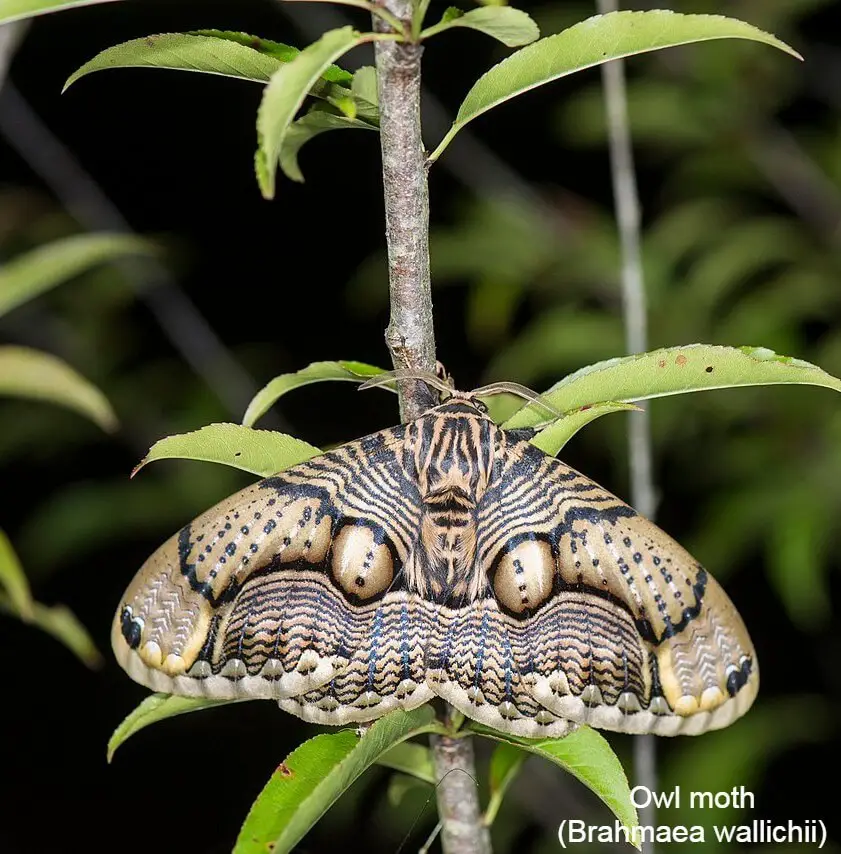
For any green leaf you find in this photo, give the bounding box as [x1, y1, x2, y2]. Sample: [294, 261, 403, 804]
[377, 741, 436, 784]
[108, 693, 239, 762]
[504, 345, 841, 429]
[0, 592, 103, 668]
[485, 742, 527, 826]
[441, 7, 463, 24]
[0, 528, 33, 619]
[387, 773, 431, 808]
[132, 423, 321, 478]
[351, 66, 378, 106]
[470, 724, 638, 841]
[0, 233, 156, 319]
[529, 402, 640, 456]
[422, 6, 539, 47]
[256, 27, 363, 199]
[0, 345, 116, 431]
[192, 30, 352, 83]
[64, 30, 353, 93]
[243, 360, 388, 428]
[280, 109, 377, 183]
[65, 32, 293, 91]
[428, 10, 800, 162]
[480, 391, 528, 425]
[0, 0, 120, 25]
[234, 707, 443, 854]
[29, 601, 101, 667]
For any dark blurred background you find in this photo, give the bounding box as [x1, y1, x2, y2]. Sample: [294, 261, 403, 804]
[1, 0, 840, 851]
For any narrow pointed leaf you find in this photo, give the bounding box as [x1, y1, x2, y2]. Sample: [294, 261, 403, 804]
[243, 360, 387, 427]
[0, 346, 116, 431]
[429, 11, 800, 162]
[470, 724, 638, 841]
[132, 423, 321, 478]
[281, 110, 377, 182]
[234, 707, 443, 854]
[256, 26, 363, 199]
[485, 742, 527, 825]
[422, 6, 539, 47]
[0, 233, 156, 318]
[108, 694, 239, 762]
[0, 529, 33, 619]
[65, 33, 286, 90]
[529, 402, 639, 456]
[0, 0, 120, 25]
[505, 345, 841, 429]
[376, 741, 436, 783]
[64, 31, 353, 92]
[0, 592, 102, 668]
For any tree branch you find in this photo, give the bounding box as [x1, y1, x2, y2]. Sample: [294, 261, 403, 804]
[373, 5, 488, 852]
[374, 0, 436, 422]
[430, 734, 492, 854]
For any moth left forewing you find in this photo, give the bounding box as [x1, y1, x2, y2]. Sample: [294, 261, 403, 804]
[113, 425, 434, 720]
[479, 438, 758, 736]
[112, 479, 347, 701]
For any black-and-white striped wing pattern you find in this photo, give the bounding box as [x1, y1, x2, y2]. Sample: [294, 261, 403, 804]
[114, 395, 757, 737]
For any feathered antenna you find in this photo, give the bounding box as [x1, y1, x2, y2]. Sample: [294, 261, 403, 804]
[358, 370, 561, 423]
[471, 381, 561, 419]
[358, 369, 455, 397]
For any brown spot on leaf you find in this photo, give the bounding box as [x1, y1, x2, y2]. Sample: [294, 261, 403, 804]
[277, 762, 294, 778]
[675, 354, 688, 367]
[705, 366, 714, 373]
[657, 359, 666, 368]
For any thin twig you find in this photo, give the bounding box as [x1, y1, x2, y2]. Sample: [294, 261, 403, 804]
[419, 821, 442, 854]
[596, 0, 657, 850]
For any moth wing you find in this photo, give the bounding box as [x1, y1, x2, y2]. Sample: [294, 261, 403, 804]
[112, 425, 435, 723]
[460, 438, 758, 736]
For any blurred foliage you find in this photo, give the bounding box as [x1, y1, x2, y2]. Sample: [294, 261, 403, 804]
[0, 208, 161, 663]
[0, 187, 245, 585]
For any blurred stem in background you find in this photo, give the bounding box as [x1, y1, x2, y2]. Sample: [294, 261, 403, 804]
[596, 0, 658, 849]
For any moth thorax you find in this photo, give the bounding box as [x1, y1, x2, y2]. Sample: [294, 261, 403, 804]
[413, 414, 493, 501]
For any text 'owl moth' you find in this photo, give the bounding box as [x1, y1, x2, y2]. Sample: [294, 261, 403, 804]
[114, 390, 757, 738]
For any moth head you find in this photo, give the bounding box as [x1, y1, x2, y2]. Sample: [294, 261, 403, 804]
[358, 369, 486, 414]
[358, 370, 558, 421]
